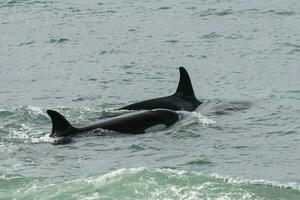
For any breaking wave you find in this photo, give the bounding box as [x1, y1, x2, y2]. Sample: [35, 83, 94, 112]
[1, 168, 299, 200]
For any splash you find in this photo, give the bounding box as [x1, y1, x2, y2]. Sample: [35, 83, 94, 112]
[191, 111, 216, 126]
[0, 105, 95, 144]
[179, 111, 216, 127]
[31, 133, 56, 143]
[8, 125, 55, 144]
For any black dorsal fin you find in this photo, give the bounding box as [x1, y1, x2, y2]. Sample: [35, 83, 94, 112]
[47, 110, 77, 137]
[175, 67, 196, 97]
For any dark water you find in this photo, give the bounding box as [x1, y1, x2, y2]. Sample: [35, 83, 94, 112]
[0, 0, 300, 199]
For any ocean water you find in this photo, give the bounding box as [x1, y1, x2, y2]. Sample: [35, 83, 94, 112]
[1, 0, 300, 199]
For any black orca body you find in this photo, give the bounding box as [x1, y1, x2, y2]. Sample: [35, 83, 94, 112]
[119, 67, 201, 112]
[47, 109, 179, 137]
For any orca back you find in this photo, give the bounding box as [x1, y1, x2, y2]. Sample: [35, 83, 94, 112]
[97, 109, 179, 134]
[119, 67, 201, 111]
[47, 109, 179, 137]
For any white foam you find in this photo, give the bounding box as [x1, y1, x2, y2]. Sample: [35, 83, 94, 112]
[211, 173, 300, 191]
[192, 111, 216, 126]
[9, 124, 31, 140]
[8, 123, 55, 143]
[0, 174, 23, 181]
[79, 192, 100, 200]
[80, 168, 300, 192]
[67, 167, 147, 186]
[31, 133, 56, 143]
[179, 111, 216, 126]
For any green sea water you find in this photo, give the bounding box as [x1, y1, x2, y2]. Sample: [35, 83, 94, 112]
[1, 0, 300, 199]
[1, 168, 300, 200]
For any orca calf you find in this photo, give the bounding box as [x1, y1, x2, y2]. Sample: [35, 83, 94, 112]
[47, 109, 179, 137]
[119, 67, 201, 112]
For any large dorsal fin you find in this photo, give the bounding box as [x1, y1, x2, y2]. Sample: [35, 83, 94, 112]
[47, 110, 77, 137]
[175, 67, 196, 98]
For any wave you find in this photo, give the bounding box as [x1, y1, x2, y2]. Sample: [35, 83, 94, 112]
[1, 168, 299, 200]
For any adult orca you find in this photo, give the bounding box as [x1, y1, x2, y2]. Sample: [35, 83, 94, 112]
[47, 109, 179, 137]
[119, 67, 201, 112]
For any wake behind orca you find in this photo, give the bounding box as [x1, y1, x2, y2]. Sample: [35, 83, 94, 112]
[119, 67, 201, 111]
[47, 109, 179, 137]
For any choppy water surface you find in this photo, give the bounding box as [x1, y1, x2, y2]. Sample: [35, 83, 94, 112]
[1, 0, 300, 199]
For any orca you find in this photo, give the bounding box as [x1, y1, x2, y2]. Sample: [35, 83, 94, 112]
[47, 109, 179, 137]
[119, 67, 201, 112]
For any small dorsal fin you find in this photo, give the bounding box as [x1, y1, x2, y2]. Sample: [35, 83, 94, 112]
[47, 110, 77, 137]
[175, 67, 196, 97]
